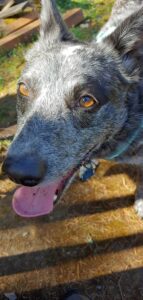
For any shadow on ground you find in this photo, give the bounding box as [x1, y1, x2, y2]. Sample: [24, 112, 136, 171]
[0, 94, 16, 128]
[7, 267, 143, 300]
[0, 159, 143, 299]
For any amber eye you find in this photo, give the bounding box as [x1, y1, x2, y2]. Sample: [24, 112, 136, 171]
[79, 95, 98, 108]
[18, 83, 29, 97]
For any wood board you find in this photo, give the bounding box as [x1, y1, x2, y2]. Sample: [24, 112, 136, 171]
[0, 8, 84, 51]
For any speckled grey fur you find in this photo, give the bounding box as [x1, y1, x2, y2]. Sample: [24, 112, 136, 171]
[5, 0, 143, 217]
[97, 0, 143, 41]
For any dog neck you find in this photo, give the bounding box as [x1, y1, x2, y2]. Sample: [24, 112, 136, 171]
[93, 84, 143, 162]
[106, 120, 143, 160]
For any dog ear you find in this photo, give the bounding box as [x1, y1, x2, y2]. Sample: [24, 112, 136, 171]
[105, 7, 143, 76]
[40, 0, 73, 43]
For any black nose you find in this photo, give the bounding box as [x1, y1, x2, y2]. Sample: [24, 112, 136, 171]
[2, 155, 47, 186]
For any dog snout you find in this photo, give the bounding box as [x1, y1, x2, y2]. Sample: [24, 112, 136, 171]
[2, 155, 47, 186]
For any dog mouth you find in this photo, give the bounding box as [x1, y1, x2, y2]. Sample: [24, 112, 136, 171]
[12, 169, 77, 218]
[12, 145, 98, 218]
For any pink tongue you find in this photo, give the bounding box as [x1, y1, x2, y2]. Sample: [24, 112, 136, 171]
[12, 181, 61, 218]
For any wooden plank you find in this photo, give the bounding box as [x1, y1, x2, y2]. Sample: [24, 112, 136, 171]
[6, 11, 38, 35]
[0, 1, 29, 18]
[0, 19, 40, 49]
[64, 8, 84, 28]
[1, 0, 14, 12]
[6, 8, 82, 36]
[0, 8, 84, 51]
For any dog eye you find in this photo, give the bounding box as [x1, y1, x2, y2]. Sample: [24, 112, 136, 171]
[79, 95, 98, 108]
[18, 83, 29, 97]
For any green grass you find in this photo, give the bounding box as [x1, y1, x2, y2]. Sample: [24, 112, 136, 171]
[57, 0, 92, 13]
[0, 139, 11, 152]
[0, 45, 25, 93]
[0, 34, 38, 95]
[57, 0, 114, 28]
[0, 0, 114, 96]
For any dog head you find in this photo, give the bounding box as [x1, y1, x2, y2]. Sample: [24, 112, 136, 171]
[2, 0, 143, 217]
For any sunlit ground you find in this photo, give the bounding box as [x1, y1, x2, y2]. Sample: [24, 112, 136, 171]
[1, 1, 143, 299]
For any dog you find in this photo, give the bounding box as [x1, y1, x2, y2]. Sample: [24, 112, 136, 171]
[2, 0, 143, 218]
[96, 0, 143, 41]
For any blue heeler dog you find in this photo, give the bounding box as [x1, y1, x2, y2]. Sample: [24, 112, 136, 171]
[2, 0, 143, 218]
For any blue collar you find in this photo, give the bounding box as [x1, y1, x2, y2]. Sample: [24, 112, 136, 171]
[106, 120, 143, 160]
[79, 121, 143, 182]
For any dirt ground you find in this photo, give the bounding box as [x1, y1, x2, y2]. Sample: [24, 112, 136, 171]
[0, 154, 143, 299]
[0, 1, 143, 297]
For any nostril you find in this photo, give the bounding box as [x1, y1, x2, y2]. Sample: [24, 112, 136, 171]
[1, 155, 47, 186]
[20, 177, 41, 187]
